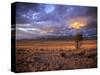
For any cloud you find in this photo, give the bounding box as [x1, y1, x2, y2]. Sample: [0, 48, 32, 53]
[15, 3, 97, 39]
[16, 23, 55, 38]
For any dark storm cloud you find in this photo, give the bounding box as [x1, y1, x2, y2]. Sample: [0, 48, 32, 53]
[15, 2, 97, 39]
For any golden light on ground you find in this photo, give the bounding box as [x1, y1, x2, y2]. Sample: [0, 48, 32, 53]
[69, 17, 87, 29]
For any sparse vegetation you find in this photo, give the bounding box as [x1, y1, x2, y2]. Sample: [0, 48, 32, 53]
[16, 40, 97, 72]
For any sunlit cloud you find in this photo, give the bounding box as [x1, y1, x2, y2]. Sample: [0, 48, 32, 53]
[68, 17, 88, 29]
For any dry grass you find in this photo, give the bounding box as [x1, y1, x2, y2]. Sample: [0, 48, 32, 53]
[15, 40, 97, 72]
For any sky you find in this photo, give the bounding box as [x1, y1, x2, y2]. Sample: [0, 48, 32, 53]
[15, 2, 97, 39]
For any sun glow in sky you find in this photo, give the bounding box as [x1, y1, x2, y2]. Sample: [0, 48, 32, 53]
[14, 2, 97, 39]
[70, 22, 83, 29]
[69, 18, 87, 29]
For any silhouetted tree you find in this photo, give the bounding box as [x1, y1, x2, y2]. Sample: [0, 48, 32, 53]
[75, 33, 83, 49]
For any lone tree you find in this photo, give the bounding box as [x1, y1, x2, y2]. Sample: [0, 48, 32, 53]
[68, 20, 86, 49]
[74, 33, 83, 49]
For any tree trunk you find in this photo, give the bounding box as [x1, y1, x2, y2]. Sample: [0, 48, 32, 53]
[76, 40, 78, 49]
